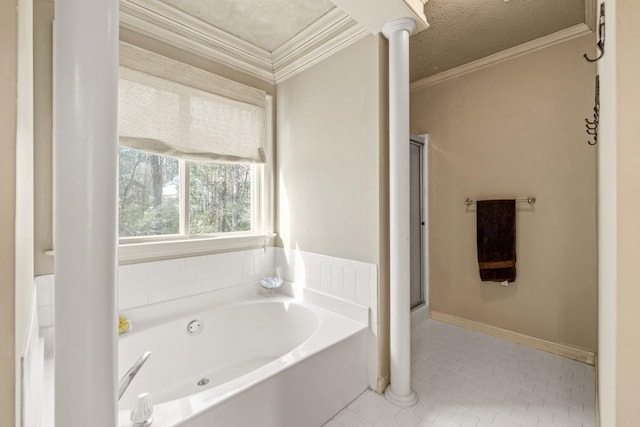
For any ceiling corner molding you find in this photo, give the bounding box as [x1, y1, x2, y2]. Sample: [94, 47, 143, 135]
[272, 8, 369, 84]
[120, 0, 275, 83]
[119, 0, 370, 85]
[410, 23, 592, 92]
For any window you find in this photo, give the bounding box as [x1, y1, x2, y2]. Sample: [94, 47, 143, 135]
[118, 149, 255, 239]
[188, 161, 252, 234]
[119, 149, 180, 237]
[117, 42, 273, 260]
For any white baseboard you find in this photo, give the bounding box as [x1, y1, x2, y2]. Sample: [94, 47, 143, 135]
[430, 311, 596, 365]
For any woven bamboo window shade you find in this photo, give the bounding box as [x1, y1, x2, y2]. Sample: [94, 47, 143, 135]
[119, 42, 266, 163]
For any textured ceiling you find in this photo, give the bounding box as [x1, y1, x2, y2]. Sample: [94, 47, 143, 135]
[410, 0, 586, 82]
[160, 0, 335, 52]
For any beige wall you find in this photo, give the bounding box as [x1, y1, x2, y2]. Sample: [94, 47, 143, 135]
[276, 35, 384, 264]
[411, 35, 598, 351]
[0, 0, 18, 424]
[376, 37, 390, 393]
[276, 34, 390, 389]
[616, 0, 640, 424]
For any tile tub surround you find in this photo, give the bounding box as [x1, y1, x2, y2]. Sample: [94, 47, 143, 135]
[119, 248, 277, 309]
[35, 247, 379, 326]
[325, 319, 596, 427]
[35, 248, 277, 327]
[276, 248, 378, 312]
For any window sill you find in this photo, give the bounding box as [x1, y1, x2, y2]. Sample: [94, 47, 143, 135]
[45, 233, 277, 265]
[119, 233, 277, 264]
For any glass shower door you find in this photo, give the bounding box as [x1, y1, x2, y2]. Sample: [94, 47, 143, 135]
[410, 141, 424, 309]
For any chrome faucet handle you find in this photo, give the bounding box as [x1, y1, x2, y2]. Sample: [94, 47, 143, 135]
[130, 393, 153, 427]
[119, 351, 151, 400]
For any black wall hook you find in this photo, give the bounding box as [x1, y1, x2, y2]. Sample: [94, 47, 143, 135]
[585, 75, 600, 146]
[584, 3, 605, 62]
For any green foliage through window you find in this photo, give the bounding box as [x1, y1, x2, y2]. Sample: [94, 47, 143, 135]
[119, 148, 179, 237]
[189, 161, 251, 234]
[118, 147, 252, 238]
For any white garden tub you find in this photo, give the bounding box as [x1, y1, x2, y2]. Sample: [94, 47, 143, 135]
[117, 296, 368, 427]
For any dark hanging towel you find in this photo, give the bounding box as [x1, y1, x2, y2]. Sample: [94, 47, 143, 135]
[476, 200, 516, 282]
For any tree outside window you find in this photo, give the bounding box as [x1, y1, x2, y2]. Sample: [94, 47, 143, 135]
[118, 147, 252, 238]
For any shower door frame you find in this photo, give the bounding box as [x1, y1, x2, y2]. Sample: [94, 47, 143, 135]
[410, 135, 428, 310]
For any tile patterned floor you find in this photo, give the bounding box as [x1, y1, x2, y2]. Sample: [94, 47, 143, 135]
[325, 319, 596, 427]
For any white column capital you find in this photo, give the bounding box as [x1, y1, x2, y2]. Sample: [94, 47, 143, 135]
[382, 17, 416, 39]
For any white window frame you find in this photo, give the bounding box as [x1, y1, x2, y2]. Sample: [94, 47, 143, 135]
[118, 95, 275, 263]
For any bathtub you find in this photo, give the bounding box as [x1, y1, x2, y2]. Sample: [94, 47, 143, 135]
[117, 296, 369, 426]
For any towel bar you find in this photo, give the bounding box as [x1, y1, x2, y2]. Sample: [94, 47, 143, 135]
[465, 197, 536, 207]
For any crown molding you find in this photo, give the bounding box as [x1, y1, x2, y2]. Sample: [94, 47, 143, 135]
[411, 23, 592, 92]
[272, 8, 369, 83]
[119, 0, 274, 82]
[119, 0, 370, 85]
[275, 23, 368, 84]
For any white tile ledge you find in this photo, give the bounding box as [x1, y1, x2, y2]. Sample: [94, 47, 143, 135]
[44, 233, 277, 264]
[301, 287, 369, 325]
[120, 233, 276, 264]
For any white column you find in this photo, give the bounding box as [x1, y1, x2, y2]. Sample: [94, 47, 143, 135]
[383, 17, 418, 407]
[54, 0, 119, 425]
